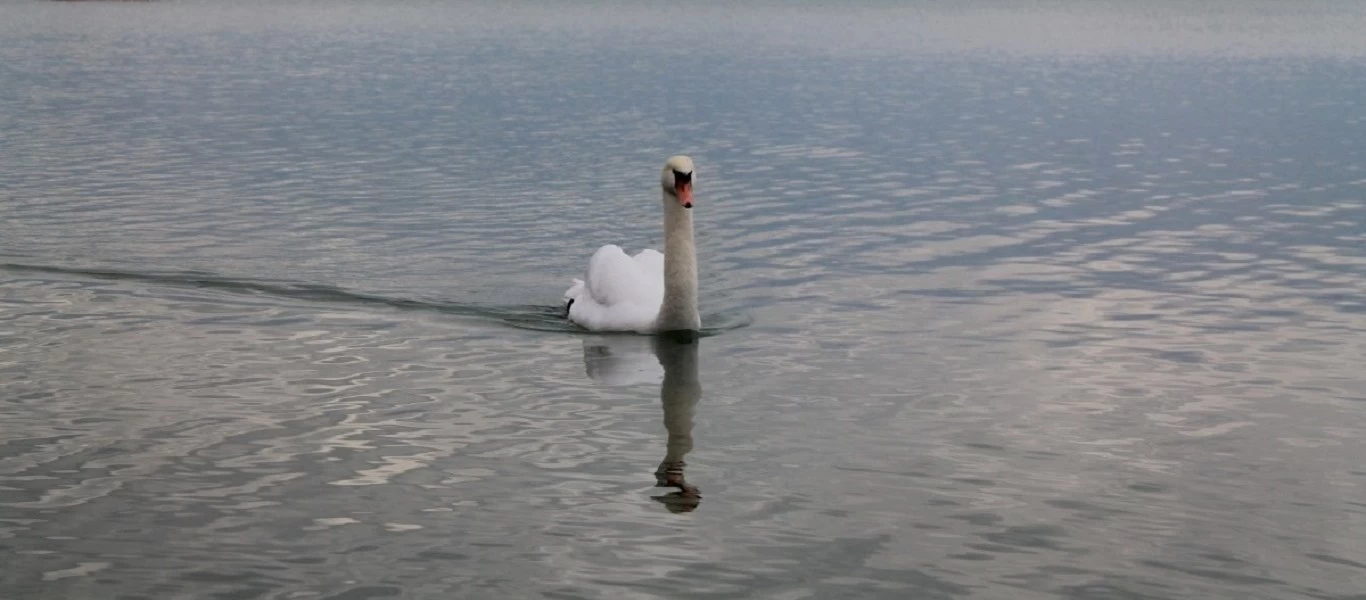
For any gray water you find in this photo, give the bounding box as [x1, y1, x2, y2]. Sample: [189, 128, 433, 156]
[3, 2, 1366, 598]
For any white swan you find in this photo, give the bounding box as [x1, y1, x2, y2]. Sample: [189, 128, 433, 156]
[563, 155, 701, 334]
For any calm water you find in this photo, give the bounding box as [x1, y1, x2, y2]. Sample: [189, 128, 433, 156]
[3, 2, 1366, 598]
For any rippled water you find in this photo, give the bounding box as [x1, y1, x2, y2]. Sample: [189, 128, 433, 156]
[3, 2, 1366, 599]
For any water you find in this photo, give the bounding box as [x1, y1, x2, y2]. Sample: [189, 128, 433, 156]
[3, 2, 1366, 598]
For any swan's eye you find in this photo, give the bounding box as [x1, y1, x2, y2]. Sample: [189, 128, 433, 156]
[673, 170, 692, 185]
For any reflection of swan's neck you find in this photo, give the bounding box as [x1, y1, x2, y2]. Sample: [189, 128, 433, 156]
[655, 336, 700, 475]
[657, 194, 700, 332]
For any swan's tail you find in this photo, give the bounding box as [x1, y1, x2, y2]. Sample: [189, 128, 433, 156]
[564, 278, 585, 302]
[563, 278, 585, 318]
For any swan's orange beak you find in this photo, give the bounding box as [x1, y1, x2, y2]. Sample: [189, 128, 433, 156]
[675, 182, 693, 209]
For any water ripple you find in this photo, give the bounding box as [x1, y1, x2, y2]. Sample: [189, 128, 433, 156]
[3, 3, 1366, 599]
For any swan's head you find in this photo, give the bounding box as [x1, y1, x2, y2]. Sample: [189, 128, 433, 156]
[661, 155, 695, 209]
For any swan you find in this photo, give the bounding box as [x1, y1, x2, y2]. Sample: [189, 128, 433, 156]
[563, 155, 701, 334]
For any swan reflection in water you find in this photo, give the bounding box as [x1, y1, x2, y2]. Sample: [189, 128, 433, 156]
[582, 331, 702, 513]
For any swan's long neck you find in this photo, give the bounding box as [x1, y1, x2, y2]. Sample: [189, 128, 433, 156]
[656, 193, 700, 332]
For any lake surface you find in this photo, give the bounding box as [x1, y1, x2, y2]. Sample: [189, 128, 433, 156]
[3, 2, 1366, 598]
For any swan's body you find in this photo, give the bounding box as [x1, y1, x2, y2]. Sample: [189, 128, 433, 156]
[564, 156, 701, 334]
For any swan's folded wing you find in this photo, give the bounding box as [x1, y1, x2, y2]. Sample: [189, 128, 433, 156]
[585, 244, 658, 307]
[632, 249, 664, 279]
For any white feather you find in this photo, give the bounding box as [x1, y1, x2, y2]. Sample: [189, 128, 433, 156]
[564, 245, 666, 332]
